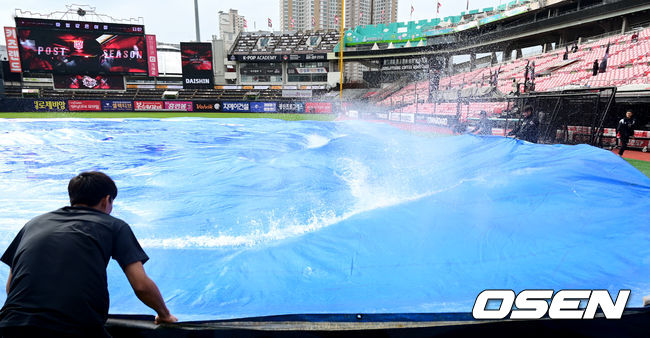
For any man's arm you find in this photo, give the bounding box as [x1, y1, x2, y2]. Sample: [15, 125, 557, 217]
[6, 269, 11, 294]
[123, 261, 177, 324]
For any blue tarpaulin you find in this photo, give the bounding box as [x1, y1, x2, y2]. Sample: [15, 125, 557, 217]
[0, 119, 648, 321]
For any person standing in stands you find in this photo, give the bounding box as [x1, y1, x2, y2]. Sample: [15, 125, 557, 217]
[511, 79, 519, 95]
[592, 59, 599, 76]
[471, 111, 493, 135]
[617, 110, 636, 156]
[0, 172, 177, 338]
[508, 105, 539, 143]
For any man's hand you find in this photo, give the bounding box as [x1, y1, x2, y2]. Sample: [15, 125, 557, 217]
[155, 313, 178, 324]
[124, 261, 177, 325]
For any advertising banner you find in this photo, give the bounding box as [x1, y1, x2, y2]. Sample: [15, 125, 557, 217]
[164, 101, 194, 112]
[22, 77, 51, 83]
[277, 102, 305, 113]
[400, 113, 415, 123]
[4, 27, 22, 73]
[146, 35, 159, 77]
[282, 90, 312, 98]
[222, 102, 250, 112]
[479, 14, 504, 26]
[425, 115, 451, 127]
[134, 100, 163, 111]
[193, 102, 221, 112]
[102, 100, 133, 111]
[283, 53, 327, 62]
[454, 21, 478, 33]
[181, 42, 214, 89]
[250, 102, 277, 113]
[230, 54, 281, 63]
[33, 99, 67, 112]
[381, 57, 431, 73]
[295, 68, 327, 74]
[504, 6, 529, 18]
[230, 53, 327, 63]
[53, 74, 125, 90]
[240, 67, 282, 75]
[300, 85, 326, 90]
[68, 100, 101, 111]
[305, 102, 332, 113]
[424, 28, 454, 37]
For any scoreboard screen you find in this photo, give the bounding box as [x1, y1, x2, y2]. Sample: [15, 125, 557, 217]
[181, 42, 214, 89]
[15, 17, 148, 75]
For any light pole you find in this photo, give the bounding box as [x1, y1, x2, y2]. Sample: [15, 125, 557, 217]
[194, 0, 201, 41]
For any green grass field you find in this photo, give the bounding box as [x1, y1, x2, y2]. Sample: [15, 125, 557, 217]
[0, 112, 337, 121]
[626, 159, 650, 178]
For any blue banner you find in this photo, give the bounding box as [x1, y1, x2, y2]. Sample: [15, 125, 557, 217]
[250, 102, 277, 113]
[222, 102, 250, 112]
[32, 99, 67, 112]
[101, 100, 134, 112]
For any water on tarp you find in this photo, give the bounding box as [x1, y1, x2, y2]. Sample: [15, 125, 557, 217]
[0, 118, 648, 321]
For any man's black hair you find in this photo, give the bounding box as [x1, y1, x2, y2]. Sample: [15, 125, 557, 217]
[68, 171, 117, 206]
[523, 105, 534, 113]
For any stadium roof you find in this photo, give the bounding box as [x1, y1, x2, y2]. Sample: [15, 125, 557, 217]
[14, 4, 143, 25]
[230, 30, 340, 56]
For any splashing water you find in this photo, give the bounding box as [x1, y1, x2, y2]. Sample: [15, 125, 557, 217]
[0, 118, 649, 321]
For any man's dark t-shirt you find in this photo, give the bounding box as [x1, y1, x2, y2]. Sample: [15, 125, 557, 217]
[0, 207, 149, 337]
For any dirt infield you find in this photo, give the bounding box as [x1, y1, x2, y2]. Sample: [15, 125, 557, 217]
[613, 150, 650, 162]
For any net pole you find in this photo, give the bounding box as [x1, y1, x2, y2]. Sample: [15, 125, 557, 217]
[339, 0, 345, 103]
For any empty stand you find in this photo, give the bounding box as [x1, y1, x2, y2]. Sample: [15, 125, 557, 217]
[374, 24, 650, 113]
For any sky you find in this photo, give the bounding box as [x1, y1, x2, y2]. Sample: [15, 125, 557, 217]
[1, 0, 509, 44]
